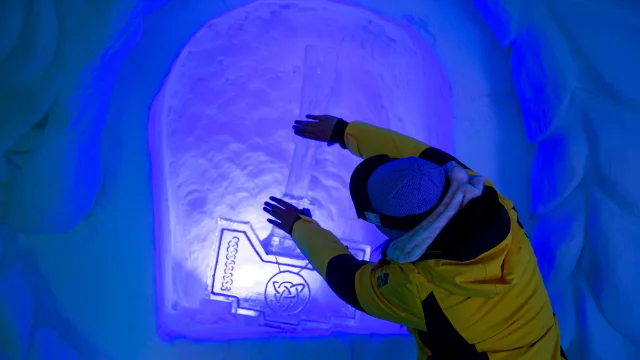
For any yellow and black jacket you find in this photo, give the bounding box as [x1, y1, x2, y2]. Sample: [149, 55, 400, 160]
[290, 121, 566, 360]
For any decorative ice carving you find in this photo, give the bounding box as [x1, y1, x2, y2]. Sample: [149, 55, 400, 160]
[530, 184, 586, 290]
[471, 0, 640, 356]
[546, 1, 640, 103]
[209, 219, 369, 330]
[150, 0, 451, 340]
[260, 46, 339, 259]
[205, 45, 372, 331]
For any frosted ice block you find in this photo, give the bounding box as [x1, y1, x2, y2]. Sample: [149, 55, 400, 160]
[150, 45, 405, 340]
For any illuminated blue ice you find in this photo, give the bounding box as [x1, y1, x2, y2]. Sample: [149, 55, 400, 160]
[0, 0, 639, 359]
[149, 2, 453, 339]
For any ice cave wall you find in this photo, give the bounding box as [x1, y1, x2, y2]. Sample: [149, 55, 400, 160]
[0, 0, 639, 359]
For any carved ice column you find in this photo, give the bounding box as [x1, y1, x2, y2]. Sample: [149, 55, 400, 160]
[261, 45, 338, 258]
[204, 45, 372, 337]
[545, 2, 640, 357]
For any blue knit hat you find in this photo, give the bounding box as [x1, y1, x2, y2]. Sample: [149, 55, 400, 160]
[367, 156, 446, 239]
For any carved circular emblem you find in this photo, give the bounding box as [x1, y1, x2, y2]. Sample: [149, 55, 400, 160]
[264, 270, 310, 315]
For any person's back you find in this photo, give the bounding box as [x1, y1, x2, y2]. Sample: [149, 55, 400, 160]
[263, 116, 566, 359]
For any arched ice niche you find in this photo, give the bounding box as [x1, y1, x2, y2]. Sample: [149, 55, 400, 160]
[149, 0, 453, 339]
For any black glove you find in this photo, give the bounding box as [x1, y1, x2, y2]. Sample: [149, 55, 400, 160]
[328, 118, 349, 149]
[293, 115, 349, 149]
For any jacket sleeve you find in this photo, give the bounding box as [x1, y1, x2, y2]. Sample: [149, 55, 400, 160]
[334, 120, 431, 159]
[291, 214, 431, 329]
[334, 120, 500, 190]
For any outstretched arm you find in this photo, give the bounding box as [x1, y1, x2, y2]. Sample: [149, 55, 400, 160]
[294, 115, 432, 159]
[291, 214, 431, 329]
[330, 118, 431, 159]
[262, 196, 430, 328]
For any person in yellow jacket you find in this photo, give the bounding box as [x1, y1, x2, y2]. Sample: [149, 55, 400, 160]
[263, 115, 567, 360]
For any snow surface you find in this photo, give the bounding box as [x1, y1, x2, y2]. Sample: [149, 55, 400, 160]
[0, 0, 639, 359]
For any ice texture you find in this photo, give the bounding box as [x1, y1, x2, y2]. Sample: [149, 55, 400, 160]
[469, 0, 525, 46]
[0, 0, 638, 359]
[0, 263, 33, 359]
[150, 0, 453, 339]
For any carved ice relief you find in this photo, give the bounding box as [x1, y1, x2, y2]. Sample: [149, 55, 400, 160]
[150, 1, 451, 339]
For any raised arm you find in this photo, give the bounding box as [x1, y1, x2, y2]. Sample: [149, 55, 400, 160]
[290, 214, 431, 329]
[294, 115, 495, 187]
[327, 117, 500, 194]
[294, 115, 432, 159]
[330, 118, 430, 159]
[262, 195, 431, 328]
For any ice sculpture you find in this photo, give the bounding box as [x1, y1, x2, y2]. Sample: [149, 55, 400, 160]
[149, 0, 453, 340]
[258, 46, 342, 260]
[208, 45, 372, 331]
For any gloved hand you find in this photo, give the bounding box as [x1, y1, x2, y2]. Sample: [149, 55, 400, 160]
[263, 197, 312, 235]
[292, 114, 347, 147]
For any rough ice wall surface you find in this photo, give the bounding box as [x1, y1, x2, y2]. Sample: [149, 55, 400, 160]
[0, 0, 146, 234]
[0, 0, 638, 359]
[150, 0, 453, 340]
[471, 0, 640, 358]
[0, 227, 105, 359]
[0, 0, 148, 358]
